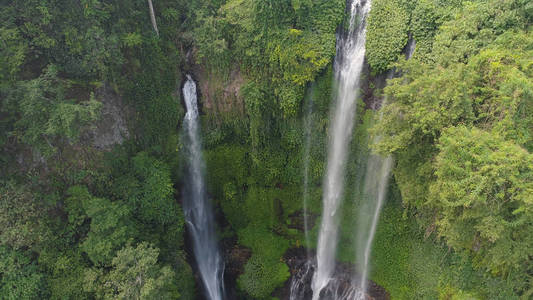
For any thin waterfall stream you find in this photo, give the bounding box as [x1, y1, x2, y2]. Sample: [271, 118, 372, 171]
[354, 108, 393, 297]
[355, 40, 415, 297]
[311, 0, 372, 299]
[182, 75, 225, 300]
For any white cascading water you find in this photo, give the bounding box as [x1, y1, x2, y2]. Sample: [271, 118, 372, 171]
[354, 71, 393, 298]
[355, 38, 416, 297]
[290, 261, 314, 300]
[355, 132, 393, 298]
[182, 75, 224, 300]
[312, 1, 372, 299]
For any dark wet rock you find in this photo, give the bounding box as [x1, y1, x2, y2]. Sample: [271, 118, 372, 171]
[361, 61, 390, 111]
[288, 210, 318, 234]
[275, 247, 390, 300]
[222, 237, 251, 300]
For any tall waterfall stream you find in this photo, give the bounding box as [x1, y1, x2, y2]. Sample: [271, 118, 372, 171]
[182, 75, 225, 300]
[355, 41, 415, 296]
[291, 27, 417, 300]
[311, 0, 372, 299]
[181, 2, 414, 299]
[355, 117, 393, 297]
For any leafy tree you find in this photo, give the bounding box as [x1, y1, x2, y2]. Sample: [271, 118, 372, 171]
[0, 247, 47, 299]
[431, 0, 532, 67]
[0, 182, 49, 250]
[131, 152, 178, 225]
[106, 151, 182, 227]
[85, 242, 180, 299]
[238, 254, 289, 299]
[0, 1, 195, 299]
[3, 65, 101, 156]
[0, 27, 27, 82]
[431, 126, 533, 276]
[66, 186, 135, 266]
[366, 0, 410, 72]
[372, 0, 533, 294]
[41, 250, 89, 300]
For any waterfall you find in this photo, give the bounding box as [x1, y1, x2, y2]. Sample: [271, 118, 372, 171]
[147, 0, 159, 36]
[355, 39, 416, 296]
[290, 261, 315, 300]
[311, 1, 372, 299]
[405, 34, 416, 59]
[354, 127, 393, 297]
[182, 75, 224, 300]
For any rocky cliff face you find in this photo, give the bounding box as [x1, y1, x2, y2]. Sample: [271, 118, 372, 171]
[187, 54, 246, 116]
[87, 83, 130, 150]
[10, 83, 131, 175]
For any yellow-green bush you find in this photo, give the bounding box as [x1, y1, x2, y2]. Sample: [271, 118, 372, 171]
[366, 0, 410, 73]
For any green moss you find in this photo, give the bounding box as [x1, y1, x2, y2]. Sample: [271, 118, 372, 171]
[237, 226, 291, 299]
[237, 254, 289, 299]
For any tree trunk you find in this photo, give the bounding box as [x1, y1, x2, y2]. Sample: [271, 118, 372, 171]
[147, 0, 159, 36]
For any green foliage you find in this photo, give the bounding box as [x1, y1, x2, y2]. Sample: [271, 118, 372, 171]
[200, 66, 335, 298]
[120, 37, 181, 150]
[370, 203, 423, 299]
[205, 145, 249, 209]
[409, 0, 440, 60]
[438, 286, 480, 300]
[267, 29, 336, 86]
[368, 189, 519, 299]
[68, 186, 135, 266]
[237, 227, 290, 299]
[3, 65, 101, 156]
[1, 0, 531, 299]
[2, 0, 184, 154]
[204, 132, 307, 298]
[242, 81, 276, 150]
[85, 242, 180, 299]
[0, 27, 27, 81]
[172, 253, 196, 300]
[122, 32, 143, 48]
[366, 0, 410, 72]
[0, 182, 49, 250]
[431, 0, 532, 67]
[431, 126, 533, 276]
[408, 0, 467, 61]
[0, 1, 195, 299]
[131, 152, 178, 225]
[193, 0, 344, 117]
[193, 12, 232, 71]
[46, 93, 101, 140]
[238, 255, 289, 299]
[277, 83, 305, 117]
[104, 150, 183, 228]
[373, 0, 533, 294]
[0, 247, 47, 299]
[1, 0, 126, 80]
[41, 250, 88, 300]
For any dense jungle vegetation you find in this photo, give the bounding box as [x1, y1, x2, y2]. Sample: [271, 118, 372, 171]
[0, 0, 531, 299]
